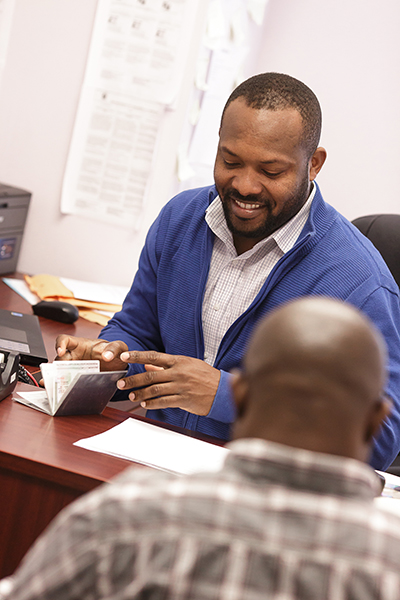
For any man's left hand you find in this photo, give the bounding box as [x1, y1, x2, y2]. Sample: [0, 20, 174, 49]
[116, 351, 221, 416]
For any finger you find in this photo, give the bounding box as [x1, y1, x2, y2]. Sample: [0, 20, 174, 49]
[137, 394, 181, 410]
[101, 341, 128, 362]
[120, 350, 174, 368]
[127, 382, 180, 408]
[55, 335, 74, 357]
[116, 366, 169, 391]
[57, 345, 72, 358]
[144, 364, 164, 372]
[127, 381, 171, 403]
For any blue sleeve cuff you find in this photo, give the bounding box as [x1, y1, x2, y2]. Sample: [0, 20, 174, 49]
[207, 369, 236, 423]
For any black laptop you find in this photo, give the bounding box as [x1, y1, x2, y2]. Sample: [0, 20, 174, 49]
[0, 308, 48, 366]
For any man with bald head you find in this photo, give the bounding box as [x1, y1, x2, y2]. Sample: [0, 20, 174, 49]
[2, 298, 400, 600]
[233, 297, 390, 464]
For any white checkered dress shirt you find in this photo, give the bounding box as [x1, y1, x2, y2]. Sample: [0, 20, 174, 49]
[202, 184, 316, 365]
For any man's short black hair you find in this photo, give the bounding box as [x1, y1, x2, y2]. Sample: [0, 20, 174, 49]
[221, 73, 322, 158]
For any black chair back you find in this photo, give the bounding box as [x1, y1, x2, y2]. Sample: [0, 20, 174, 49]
[352, 214, 400, 287]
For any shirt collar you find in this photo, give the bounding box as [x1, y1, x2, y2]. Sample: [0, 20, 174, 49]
[273, 183, 316, 253]
[205, 183, 316, 256]
[225, 438, 381, 500]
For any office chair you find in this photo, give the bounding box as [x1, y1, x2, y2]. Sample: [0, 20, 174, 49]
[352, 214, 400, 287]
[352, 213, 400, 476]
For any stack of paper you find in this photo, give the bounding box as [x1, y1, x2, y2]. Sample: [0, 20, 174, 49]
[74, 418, 230, 475]
[375, 470, 400, 516]
[16, 274, 130, 326]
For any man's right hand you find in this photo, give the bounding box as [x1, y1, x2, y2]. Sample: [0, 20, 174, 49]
[55, 335, 128, 372]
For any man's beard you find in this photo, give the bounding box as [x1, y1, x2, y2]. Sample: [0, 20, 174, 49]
[221, 174, 311, 241]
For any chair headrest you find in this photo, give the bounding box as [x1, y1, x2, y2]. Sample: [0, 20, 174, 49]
[352, 214, 400, 287]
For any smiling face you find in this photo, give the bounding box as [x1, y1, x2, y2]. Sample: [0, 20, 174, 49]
[214, 99, 326, 254]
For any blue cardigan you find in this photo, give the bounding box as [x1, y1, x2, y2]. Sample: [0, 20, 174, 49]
[102, 183, 400, 470]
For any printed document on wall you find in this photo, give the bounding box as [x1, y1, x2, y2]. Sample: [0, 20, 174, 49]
[61, 0, 198, 229]
[175, 0, 270, 193]
[0, 0, 15, 89]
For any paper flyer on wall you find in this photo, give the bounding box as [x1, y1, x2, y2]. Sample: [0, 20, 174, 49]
[61, 0, 202, 229]
[0, 0, 15, 88]
[175, 0, 270, 193]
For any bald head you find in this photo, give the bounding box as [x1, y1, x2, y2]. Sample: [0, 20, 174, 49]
[232, 298, 390, 461]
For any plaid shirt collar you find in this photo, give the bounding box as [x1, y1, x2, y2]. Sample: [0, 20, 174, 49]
[225, 438, 382, 500]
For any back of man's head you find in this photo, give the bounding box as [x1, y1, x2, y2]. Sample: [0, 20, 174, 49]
[232, 297, 390, 462]
[221, 72, 322, 159]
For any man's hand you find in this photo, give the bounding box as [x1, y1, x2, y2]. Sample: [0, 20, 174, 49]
[116, 351, 221, 416]
[55, 335, 128, 372]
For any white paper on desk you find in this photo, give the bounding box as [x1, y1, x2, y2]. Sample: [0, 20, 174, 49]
[0, 0, 15, 83]
[13, 390, 51, 414]
[74, 418, 230, 476]
[374, 470, 400, 516]
[60, 278, 129, 306]
[2, 278, 40, 305]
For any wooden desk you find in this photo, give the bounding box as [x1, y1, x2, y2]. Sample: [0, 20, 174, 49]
[0, 276, 135, 577]
[0, 400, 137, 578]
[0, 276, 222, 578]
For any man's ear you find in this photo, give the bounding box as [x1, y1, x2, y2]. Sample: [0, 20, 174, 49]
[309, 147, 327, 180]
[364, 396, 392, 444]
[231, 370, 249, 420]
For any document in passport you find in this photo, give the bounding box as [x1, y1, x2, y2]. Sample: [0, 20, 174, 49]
[13, 360, 125, 416]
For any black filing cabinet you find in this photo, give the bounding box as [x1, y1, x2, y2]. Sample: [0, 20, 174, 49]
[0, 183, 31, 274]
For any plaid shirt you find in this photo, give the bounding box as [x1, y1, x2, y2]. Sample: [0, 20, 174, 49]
[202, 186, 315, 366]
[1, 438, 400, 600]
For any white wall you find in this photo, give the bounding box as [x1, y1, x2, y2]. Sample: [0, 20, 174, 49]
[252, 0, 400, 219]
[0, 0, 399, 287]
[0, 0, 209, 286]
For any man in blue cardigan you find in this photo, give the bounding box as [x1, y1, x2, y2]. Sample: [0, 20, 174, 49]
[56, 73, 400, 470]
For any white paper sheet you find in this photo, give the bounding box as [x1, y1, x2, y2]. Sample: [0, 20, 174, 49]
[247, 0, 269, 26]
[74, 418, 230, 476]
[174, 0, 270, 193]
[0, 0, 15, 88]
[2, 278, 40, 305]
[375, 470, 400, 515]
[13, 389, 51, 414]
[61, 0, 201, 228]
[60, 277, 129, 305]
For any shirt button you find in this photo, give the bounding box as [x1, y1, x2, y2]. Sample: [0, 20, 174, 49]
[213, 305, 220, 311]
